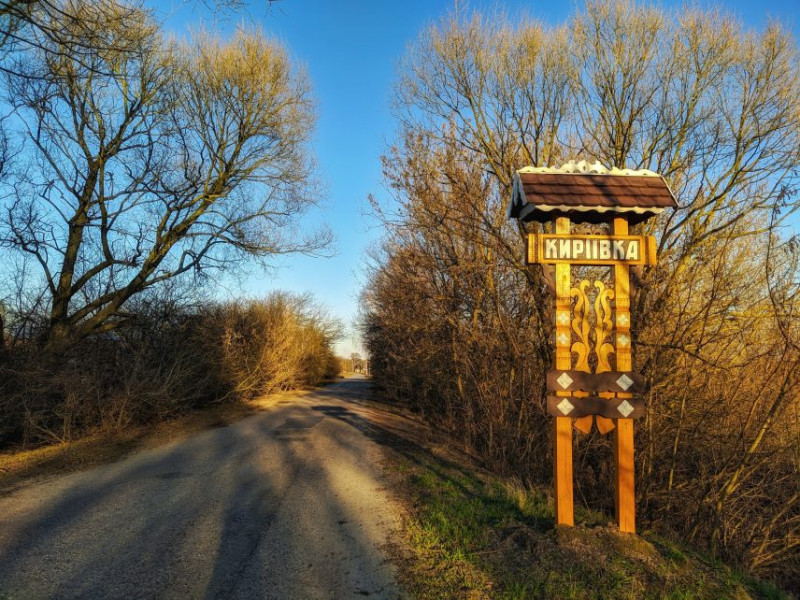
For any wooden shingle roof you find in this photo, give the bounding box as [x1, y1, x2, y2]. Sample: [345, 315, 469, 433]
[508, 161, 677, 224]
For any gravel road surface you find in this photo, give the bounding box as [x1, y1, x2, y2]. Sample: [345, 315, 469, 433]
[0, 376, 404, 600]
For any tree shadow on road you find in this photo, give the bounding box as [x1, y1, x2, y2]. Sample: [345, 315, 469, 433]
[310, 399, 485, 503]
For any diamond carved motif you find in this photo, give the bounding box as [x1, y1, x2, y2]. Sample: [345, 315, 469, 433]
[617, 313, 629, 327]
[556, 372, 574, 390]
[557, 398, 575, 415]
[557, 332, 570, 346]
[616, 374, 634, 391]
[558, 311, 570, 325]
[618, 333, 630, 347]
[617, 400, 634, 417]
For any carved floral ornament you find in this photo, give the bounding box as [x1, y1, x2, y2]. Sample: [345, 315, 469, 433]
[569, 279, 615, 373]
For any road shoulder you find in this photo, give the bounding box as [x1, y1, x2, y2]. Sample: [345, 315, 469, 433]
[361, 402, 789, 600]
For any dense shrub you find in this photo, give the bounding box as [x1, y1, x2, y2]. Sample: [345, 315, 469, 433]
[0, 293, 340, 448]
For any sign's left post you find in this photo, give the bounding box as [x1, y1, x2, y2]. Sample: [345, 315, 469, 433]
[553, 216, 574, 526]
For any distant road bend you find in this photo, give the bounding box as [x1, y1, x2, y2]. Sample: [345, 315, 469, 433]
[0, 376, 405, 600]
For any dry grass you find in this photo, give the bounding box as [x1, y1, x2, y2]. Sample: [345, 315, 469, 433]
[376, 416, 792, 600]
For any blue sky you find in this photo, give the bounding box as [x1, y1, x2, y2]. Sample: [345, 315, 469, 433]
[161, 0, 798, 355]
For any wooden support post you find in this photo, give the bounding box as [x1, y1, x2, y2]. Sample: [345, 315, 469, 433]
[553, 216, 574, 526]
[613, 217, 636, 533]
[614, 419, 635, 532]
[554, 417, 573, 525]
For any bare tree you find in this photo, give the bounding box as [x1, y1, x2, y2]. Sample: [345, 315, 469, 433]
[0, 0, 327, 350]
[0, 0, 277, 57]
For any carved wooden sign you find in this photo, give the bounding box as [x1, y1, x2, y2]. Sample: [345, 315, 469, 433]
[508, 160, 677, 535]
[527, 234, 657, 266]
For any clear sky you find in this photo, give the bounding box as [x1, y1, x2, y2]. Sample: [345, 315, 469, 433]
[160, 0, 798, 356]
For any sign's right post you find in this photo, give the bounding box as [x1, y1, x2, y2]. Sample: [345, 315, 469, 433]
[613, 216, 635, 533]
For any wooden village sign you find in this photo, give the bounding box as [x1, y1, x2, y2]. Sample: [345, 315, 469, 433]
[508, 160, 677, 533]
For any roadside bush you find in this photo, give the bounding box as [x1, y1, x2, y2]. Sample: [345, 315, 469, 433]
[0, 293, 341, 448]
[195, 294, 342, 402]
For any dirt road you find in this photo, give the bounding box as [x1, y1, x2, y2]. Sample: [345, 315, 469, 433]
[0, 376, 404, 600]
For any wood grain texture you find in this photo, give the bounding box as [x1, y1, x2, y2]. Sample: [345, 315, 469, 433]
[595, 415, 616, 435]
[613, 217, 636, 534]
[554, 416, 574, 526]
[615, 419, 636, 533]
[570, 280, 592, 371]
[554, 216, 574, 526]
[573, 415, 593, 434]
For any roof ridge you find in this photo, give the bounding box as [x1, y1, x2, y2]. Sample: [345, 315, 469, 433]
[517, 160, 659, 178]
